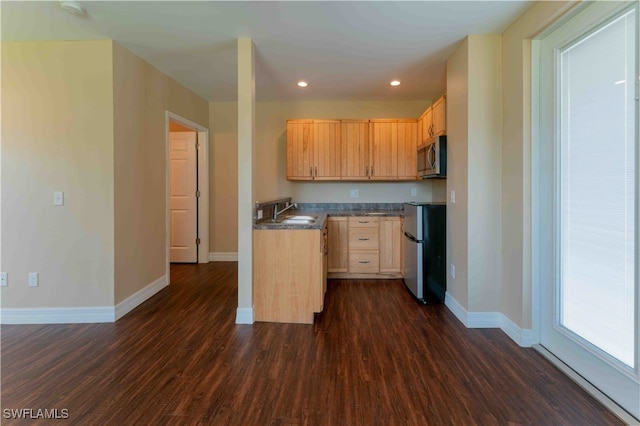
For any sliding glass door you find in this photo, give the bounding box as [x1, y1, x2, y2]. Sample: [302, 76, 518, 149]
[538, 1, 639, 418]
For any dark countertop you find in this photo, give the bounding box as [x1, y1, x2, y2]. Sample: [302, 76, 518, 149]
[253, 208, 404, 230]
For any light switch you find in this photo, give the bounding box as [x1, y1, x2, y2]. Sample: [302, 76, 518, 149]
[450, 190, 456, 204]
[350, 189, 359, 198]
[54, 191, 64, 206]
[411, 188, 417, 197]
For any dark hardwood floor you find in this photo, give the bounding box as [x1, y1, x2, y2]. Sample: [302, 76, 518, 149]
[1, 262, 623, 425]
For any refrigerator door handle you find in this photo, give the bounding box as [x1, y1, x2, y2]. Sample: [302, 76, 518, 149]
[404, 232, 419, 243]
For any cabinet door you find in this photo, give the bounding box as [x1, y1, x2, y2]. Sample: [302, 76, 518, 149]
[327, 217, 348, 273]
[320, 225, 328, 310]
[397, 120, 417, 180]
[424, 107, 433, 139]
[341, 120, 369, 179]
[418, 110, 428, 145]
[369, 120, 398, 180]
[432, 96, 446, 136]
[379, 217, 402, 273]
[313, 120, 341, 180]
[286, 120, 314, 180]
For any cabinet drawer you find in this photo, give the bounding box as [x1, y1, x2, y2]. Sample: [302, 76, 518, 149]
[348, 216, 379, 228]
[349, 251, 380, 273]
[348, 227, 379, 249]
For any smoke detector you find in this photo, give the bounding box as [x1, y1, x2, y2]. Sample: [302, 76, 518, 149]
[60, 1, 86, 17]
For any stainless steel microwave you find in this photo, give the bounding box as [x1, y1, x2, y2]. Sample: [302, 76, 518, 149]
[417, 135, 447, 179]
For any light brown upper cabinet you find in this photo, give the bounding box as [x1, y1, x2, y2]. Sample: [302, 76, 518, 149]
[287, 119, 341, 180]
[313, 120, 341, 180]
[418, 94, 446, 140]
[288, 118, 416, 181]
[396, 120, 418, 180]
[341, 120, 369, 179]
[286, 120, 314, 180]
[369, 119, 417, 180]
[369, 120, 398, 180]
[432, 95, 446, 136]
[421, 107, 433, 141]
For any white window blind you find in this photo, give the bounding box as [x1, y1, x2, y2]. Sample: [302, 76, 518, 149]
[559, 10, 636, 367]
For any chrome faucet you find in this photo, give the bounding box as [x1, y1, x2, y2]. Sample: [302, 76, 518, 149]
[273, 202, 297, 221]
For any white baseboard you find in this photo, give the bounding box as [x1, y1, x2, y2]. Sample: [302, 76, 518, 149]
[502, 315, 535, 347]
[444, 292, 534, 347]
[209, 252, 238, 262]
[1, 307, 115, 324]
[115, 275, 168, 320]
[0, 275, 169, 324]
[235, 307, 254, 324]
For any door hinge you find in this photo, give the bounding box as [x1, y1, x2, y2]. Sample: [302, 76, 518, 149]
[196, 142, 201, 150]
[196, 238, 201, 245]
[196, 190, 201, 198]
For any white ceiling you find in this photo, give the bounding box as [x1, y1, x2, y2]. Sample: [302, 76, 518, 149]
[1, 1, 533, 102]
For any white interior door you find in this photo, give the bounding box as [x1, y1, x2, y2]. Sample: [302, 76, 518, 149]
[538, 1, 639, 418]
[169, 131, 198, 263]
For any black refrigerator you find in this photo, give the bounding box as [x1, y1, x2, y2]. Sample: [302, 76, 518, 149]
[403, 202, 446, 303]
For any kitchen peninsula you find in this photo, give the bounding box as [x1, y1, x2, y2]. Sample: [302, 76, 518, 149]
[253, 199, 404, 324]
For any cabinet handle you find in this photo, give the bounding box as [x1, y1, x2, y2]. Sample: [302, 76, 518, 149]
[309, 166, 312, 176]
[359, 261, 370, 264]
[315, 166, 318, 176]
[358, 237, 369, 241]
[358, 221, 369, 224]
[365, 166, 369, 176]
[371, 167, 374, 176]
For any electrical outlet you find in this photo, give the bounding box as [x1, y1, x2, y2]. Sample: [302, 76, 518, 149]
[450, 190, 456, 204]
[350, 189, 359, 198]
[411, 187, 417, 197]
[450, 264, 456, 279]
[28, 272, 38, 287]
[0, 272, 7, 287]
[257, 209, 263, 220]
[54, 191, 64, 206]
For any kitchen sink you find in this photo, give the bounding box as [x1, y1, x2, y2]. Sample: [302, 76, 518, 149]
[283, 215, 318, 220]
[278, 219, 315, 225]
[272, 214, 318, 225]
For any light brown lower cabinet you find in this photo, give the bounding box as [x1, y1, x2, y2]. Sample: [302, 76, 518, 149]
[254, 226, 327, 324]
[327, 217, 348, 272]
[348, 216, 380, 273]
[327, 215, 403, 279]
[379, 217, 403, 273]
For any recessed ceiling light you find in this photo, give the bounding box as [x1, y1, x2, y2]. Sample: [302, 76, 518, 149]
[60, 1, 86, 16]
[390, 80, 401, 86]
[297, 81, 308, 88]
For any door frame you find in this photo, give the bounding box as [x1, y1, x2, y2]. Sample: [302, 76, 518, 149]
[531, 2, 640, 422]
[165, 111, 210, 278]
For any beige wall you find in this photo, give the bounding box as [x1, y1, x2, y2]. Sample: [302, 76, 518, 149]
[208, 100, 435, 254]
[446, 35, 503, 312]
[112, 42, 209, 304]
[467, 35, 502, 312]
[1, 41, 115, 308]
[446, 38, 470, 308]
[500, 1, 578, 328]
[209, 102, 239, 254]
